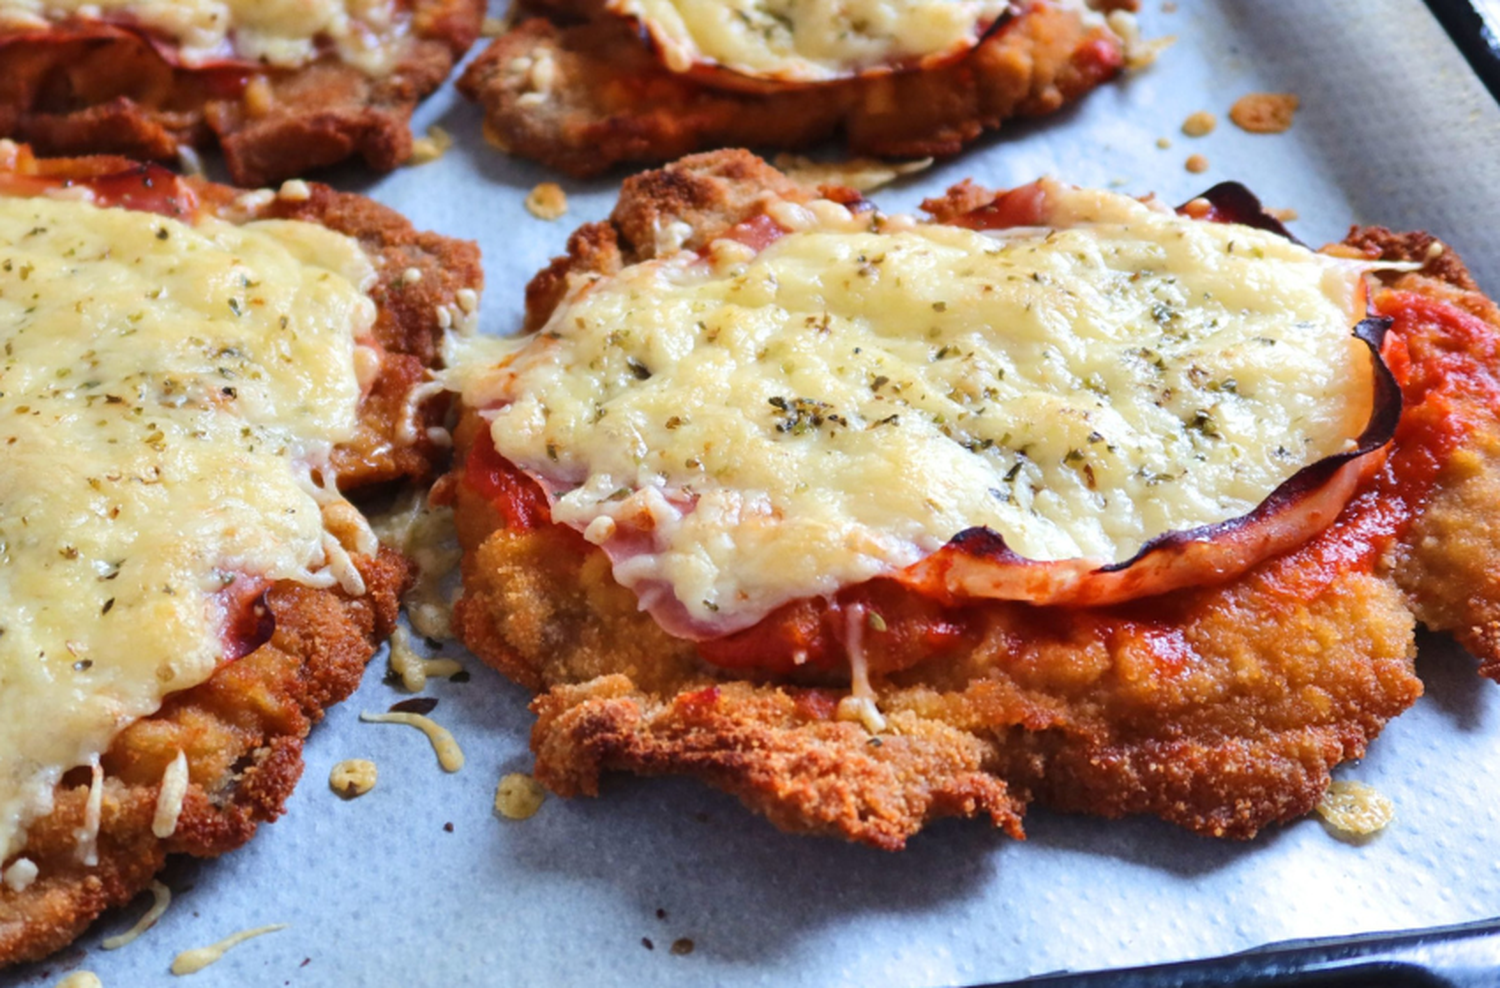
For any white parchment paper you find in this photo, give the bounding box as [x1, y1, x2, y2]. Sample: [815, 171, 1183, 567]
[12, 2, 1500, 985]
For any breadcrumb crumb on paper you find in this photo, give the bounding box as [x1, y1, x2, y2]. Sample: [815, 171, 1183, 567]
[495, 773, 546, 820]
[1316, 780, 1395, 838]
[525, 182, 569, 221]
[1182, 111, 1217, 137]
[52, 973, 102, 988]
[1230, 93, 1301, 134]
[408, 125, 454, 166]
[773, 154, 933, 193]
[1185, 153, 1210, 174]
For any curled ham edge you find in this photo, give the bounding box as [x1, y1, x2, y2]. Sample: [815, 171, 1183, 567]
[494, 181, 1402, 639]
[607, 0, 1015, 93]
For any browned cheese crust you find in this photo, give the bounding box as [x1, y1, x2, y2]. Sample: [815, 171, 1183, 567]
[448, 150, 1500, 851]
[0, 0, 485, 186]
[457, 1, 1135, 178]
[0, 152, 482, 966]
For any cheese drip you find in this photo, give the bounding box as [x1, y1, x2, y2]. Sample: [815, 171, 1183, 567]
[0, 194, 375, 860]
[0, 0, 407, 75]
[461, 184, 1374, 635]
[617, 0, 1008, 81]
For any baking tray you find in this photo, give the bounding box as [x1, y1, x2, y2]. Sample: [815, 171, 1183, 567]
[11, 2, 1500, 986]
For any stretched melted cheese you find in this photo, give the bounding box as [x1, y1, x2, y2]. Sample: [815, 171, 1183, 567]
[0, 193, 375, 860]
[616, 0, 1008, 80]
[459, 185, 1374, 636]
[0, 0, 406, 75]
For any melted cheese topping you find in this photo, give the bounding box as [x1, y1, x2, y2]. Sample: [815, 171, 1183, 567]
[459, 185, 1374, 636]
[0, 0, 406, 75]
[615, 0, 1008, 81]
[0, 194, 375, 861]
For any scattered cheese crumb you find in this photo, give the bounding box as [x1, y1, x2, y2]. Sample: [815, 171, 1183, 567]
[242, 76, 274, 118]
[329, 759, 378, 799]
[1230, 92, 1300, 134]
[152, 750, 189, 839]
[277, 179, 311, 202]
[401, 266, 423, 286]
[361, 710, 465, 772]
[102, 880, 172, 950]
[495, 772, 546, 820]
[3, 857, 38, 892]
[175, 145, 205, 178]
[1425, 240, 1446, 260]
[1185, 153, 1210, 174]
[525, 182, 569, 221]
[773, 154, 933, 193]
[1155, 136, 1172, 150]
[408, 125, 453, 166]
[53, 973, 103, 988]
[1266, 207, 1300, 222]
[1181, 111, 1216, 137]
[170, 924, 288, 976]
[1316, 780, 1395, 837]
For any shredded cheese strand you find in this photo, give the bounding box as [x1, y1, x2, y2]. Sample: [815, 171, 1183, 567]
[170, 924, 288, 976]
[75, 758, 104, 866]
[152, 751, 190, 839]
[360, 711, 465, 772]
[102, 880, 172, 950]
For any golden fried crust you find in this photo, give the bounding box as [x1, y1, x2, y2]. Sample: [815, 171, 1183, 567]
[0, 0, 485, 186]
[457, 3, 1129, 178]
[1345, 229, 1500, 684]
[0, 152, 480, 966]
[449, 153, 1500, 849]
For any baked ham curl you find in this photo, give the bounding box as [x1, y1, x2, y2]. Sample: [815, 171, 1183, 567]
[903, 184, 1402, 610]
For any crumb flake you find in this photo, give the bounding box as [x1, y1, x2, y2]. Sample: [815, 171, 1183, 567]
[329, 758, 378, 798]
[408, 125, 454, 166]
[1181, 111, 1216, 137]
[494, 772, 547, 820]
[1230, 93, 1300, 134]
[525, 182, 569, 220]
[1317, 780, 1394, 837]
[1185, 153, 1210, 174]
